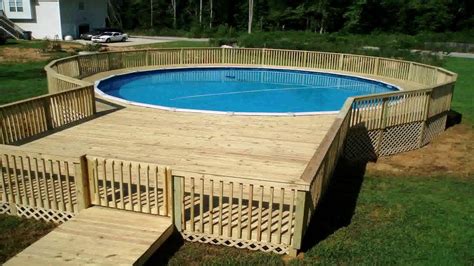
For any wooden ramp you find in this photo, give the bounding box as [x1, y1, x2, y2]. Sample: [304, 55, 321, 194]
[5, 207, 173, 265]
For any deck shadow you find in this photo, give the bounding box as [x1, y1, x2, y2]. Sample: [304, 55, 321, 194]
[11, 98, 125, 146]
[144, 231, 185, 265]
[300, 157, 367, 252]
[446, 110, 462, 129]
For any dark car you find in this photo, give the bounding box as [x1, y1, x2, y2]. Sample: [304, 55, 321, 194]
[80, 28, 122, 40]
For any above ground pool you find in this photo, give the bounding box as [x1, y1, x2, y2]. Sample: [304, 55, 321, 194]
[96, 67, 399, 115]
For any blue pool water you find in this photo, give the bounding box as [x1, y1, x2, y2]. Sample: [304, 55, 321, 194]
[97, 67, 398, 114]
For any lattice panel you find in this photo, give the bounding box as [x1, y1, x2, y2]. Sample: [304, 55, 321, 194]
[0, 202, 11, 214]
[181, 232, 290, 255]
[15, 204, 74, 224]
[422, 114, 447, 146]
[343, 127, 379, 161]
[379, 122, 423, 156]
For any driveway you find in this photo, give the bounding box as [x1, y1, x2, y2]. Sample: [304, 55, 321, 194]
[75, 36, 209, 47]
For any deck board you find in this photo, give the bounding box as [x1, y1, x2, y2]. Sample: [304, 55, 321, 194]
[5, 207, 173, 266]
[22, 105, 336, 184]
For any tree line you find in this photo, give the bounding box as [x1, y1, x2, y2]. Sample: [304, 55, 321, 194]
[108, 0, 474, 35]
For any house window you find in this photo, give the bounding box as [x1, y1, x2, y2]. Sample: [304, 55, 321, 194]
[8, 0, 23, 12]
[78, 1, 84, 10]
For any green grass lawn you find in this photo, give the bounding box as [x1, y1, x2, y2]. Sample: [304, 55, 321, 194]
[0, 215, 55, 263]
[0, 61, 48, 104]
[292, 175, 474, 265]
[444, 57, 474, 124]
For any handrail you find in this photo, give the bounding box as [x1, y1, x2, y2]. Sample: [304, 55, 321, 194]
[0, 11, 24, 39]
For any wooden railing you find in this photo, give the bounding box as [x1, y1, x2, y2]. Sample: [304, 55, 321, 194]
[45, 48, 456, 93]
[0, 146, 89, 223]
[86, 156, 172, 216]
[0, 86, 96, 145]
[172, 170, 303, 254]
[34, 48, 459, 255]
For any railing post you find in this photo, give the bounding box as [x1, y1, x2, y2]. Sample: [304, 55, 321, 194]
[374, 57, 380, 75]
[376, 98, 388, 155]
[221, 47, 225, 64]
[165, 167, 172, 216]
[338, 54, 345, 70]
[261, 48, 266, 65]
[145, 50, 150, 66]
[418, 91, 432, 147]
[303, 51, 308, 68]
[75, 57, 83, 79]
[290, 190, 309, 257]
[89, 86, 97, 114]
[43, 97, 53, 130]
[74, 155, 91, 212]
[172, 175, 184, 232]
[0, 111, 6, 145]
[180, 48, 184, 65]
[408, 62, 414, 81]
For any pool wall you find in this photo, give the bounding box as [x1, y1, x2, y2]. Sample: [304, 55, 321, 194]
[4, 48, 454, 255]
[94, 66, 401, 116]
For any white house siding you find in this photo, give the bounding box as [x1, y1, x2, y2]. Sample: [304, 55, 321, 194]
[59, 0, 107, 38]
[13, 0, 62, 39]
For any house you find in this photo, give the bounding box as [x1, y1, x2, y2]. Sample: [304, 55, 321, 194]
[0, 0, 107, 39]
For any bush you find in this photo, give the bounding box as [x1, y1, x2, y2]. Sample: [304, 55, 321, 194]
[41, 38, 62, 53]
[223, 31, 446, 66]
[80, 43, 103, 52]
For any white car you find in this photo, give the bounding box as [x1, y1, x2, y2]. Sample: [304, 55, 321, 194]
[91, 32, 128, 43]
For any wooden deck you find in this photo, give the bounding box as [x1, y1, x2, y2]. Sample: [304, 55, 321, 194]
[5, 206, 173, 265]
[20, 105, 337, 185]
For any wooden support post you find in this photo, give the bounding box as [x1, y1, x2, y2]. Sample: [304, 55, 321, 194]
[338, 54, 345, 70]
[376, 98, 388, 155]
[180, 49, 184, 65]
[290, 190, 309, 257]
[418, 91, 432, 147]
[303, 51, 308, 68]
[145, 50, 150, 66]
[172, 175, 184, 231]
[76, 57, 83, 79]
[43, 98, 53, 130]
[75, 155, 91, 212]
[165, 167, 172, 216]
[89, 86, 97, 114]
[374, 58, 380, 75]
[0, 111, 6, 145]
[408, 62, 414, 81]
[221, 47, 225, 64]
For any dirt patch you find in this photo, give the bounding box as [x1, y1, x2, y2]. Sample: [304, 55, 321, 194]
[366, 123, 474, 178]
[0, 48, 50, 62]
[0, 42, 82, 63]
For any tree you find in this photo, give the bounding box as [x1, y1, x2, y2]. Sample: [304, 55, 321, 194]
[248, 0, 254, 33]
[209, 0, 213, 29]
[171, 0, 177, 28]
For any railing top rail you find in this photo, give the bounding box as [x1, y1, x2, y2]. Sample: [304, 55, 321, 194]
[44, 47, 457, 82]
[0, 145, 81, 163]
[0, 85, 93, 109]
[172, 169, 310, 190]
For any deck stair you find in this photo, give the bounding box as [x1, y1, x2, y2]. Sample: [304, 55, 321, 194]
[0, 10, 26, 39]
[5, 207, 174, 265]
